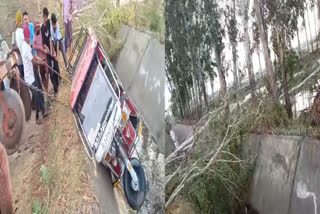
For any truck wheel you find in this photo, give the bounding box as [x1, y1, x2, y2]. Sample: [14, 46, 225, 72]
[123, 158, 147, 210]
[0, 89, 25, 154]
[10, 78, 31, 121]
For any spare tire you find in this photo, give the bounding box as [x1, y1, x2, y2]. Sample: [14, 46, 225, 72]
[0, 88, 25, 154]
[123, 158, 147, 210]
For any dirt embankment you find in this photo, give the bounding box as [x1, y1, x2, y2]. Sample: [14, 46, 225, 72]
[9, 75, 99, 213]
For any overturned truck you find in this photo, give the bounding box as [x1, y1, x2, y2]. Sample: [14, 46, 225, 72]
[68, 28, 147, 210]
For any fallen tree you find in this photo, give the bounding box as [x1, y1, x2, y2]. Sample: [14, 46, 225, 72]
[166, 101, 261, 211]
[166, 105, 226, 164]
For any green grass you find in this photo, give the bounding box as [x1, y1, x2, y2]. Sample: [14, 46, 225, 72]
[32, 199, 46, 214]
[76, 0, 164, 61]
[32, 164, 53, 214]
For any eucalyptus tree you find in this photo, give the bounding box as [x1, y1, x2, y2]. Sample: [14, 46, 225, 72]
[305, 0, 314, 52]
[253, 0, 278, 101]
[310, 0, 319, 50]
[296, 21, 302, 57]
[166, 0, 193, 118]
[265, 0, 304, 118]
[251, 20, 263, 74]
[204, 0, 227, 99]
[302, 7, 311, 52]
[166, 0, 223, 118]
[225, 0, 239, 89]
[241, 0, 256, 100]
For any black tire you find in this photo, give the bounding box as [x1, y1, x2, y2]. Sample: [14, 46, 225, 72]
[19, 83, 32, 121]
[123, 158, 147, 210]
[0, 88, 25, 154]
[10, 78, 32, 121]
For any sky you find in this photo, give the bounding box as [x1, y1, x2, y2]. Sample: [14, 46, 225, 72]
[165, 0, 318, 112]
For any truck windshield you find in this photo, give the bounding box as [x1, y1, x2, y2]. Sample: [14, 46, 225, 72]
[96, 47, 120, 98]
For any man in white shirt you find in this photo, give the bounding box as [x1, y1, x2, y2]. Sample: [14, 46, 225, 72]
[22, 25, 48, 124]
[8, 11, 25, 79]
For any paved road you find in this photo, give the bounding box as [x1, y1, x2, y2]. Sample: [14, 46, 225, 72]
[171, 124, 193, 146]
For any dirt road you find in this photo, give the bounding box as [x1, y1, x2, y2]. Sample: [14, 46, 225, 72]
[8, 111, 49, 213]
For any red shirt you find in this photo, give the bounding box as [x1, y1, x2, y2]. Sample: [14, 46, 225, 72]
[33, 31, 46, 61]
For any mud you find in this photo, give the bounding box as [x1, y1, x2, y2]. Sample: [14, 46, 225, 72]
[136, 128, 165, 214]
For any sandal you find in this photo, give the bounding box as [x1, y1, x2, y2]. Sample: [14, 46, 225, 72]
[36, 119, 42, 125]
[43, 110, 49, 118]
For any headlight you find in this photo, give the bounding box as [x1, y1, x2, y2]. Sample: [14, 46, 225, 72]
[122, 112, 127, 122]
[138, 122, 142, 137]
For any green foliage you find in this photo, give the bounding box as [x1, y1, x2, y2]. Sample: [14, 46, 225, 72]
[251, 98, 289, 133]
[187, 153, 255, 214]
[166, 0, 223, 118]
[225, 0, 238, 56]
[167, 105, 257, 213]
[102, 7, 127, 37]
[286, 50, 300, 81]
[78, 0, 164, 61]
[32, 200, 48, 214]
[32, 200, 42, 214]
[40, 165, 52, 188]
[125, 1, 165, 36]
[149, 8, 161, 32]
[32, 165, 53, 213]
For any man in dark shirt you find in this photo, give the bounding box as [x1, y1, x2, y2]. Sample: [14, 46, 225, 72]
[41, 7, 59, 96]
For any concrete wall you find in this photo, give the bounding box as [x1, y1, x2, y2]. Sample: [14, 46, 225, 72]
[246, 135, 320, 214]
[115, 25, 165, 153]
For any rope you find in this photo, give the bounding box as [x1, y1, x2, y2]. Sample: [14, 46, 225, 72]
[38, 59, 72, 84]
[13, 72, 71, 109]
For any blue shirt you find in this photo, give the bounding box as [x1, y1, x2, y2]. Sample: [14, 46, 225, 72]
[28, 23, 36, 55]
[50, 23, 63, 42]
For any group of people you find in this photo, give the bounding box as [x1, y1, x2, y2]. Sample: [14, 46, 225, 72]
[7, 1, 74, 125]
[0, 1, 74, 214]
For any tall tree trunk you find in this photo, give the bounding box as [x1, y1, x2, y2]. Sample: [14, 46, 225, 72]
[318, 0, 320, 19]
[178, 100, 184, 118]
[214, 46, 227, 98]
[180, 5, 199, 117]
[254, 0, 277, 101]
[201, 79, 208, 109]
[278, 29, 292, 118]
[243, 0, 256, 100]
[197, 79, 202, 117]
[307, 8, 314, 52]
[303, 16, 310, 52]
[185, 82, 191, 114]
[232, 45, 238, 89]
[313, 6, 318, 50]
[257, 51, 262, 74]
[191, 85, 197, 119]
[231, 0, 239, 89]
[192, 72, 199, 110]
[175, 85, 184, 118]
[196, 48, 208, 112]
[297, 27, 302, 57]
[210, 78, 214, 99]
